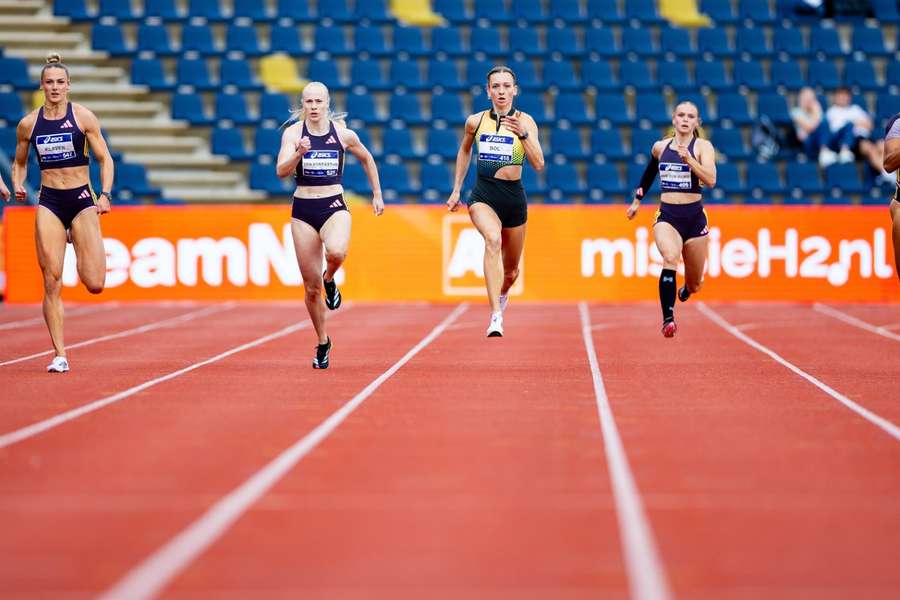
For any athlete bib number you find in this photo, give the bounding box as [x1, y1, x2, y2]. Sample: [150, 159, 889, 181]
[35, 133, 76, 163]
[659, 162, 692, 190]
[478, 134, 514, 162]
[302, 150, 340, 177]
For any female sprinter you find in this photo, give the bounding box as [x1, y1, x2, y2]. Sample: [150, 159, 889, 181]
[10, 53, 114, 372]
[882, 111, 900, 282]
[276, 81, 383, 369]
[447, 66, 544, 337]
[626, 101, 717, 338]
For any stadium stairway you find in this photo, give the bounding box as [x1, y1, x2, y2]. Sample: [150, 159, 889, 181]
[0, 0, 265, 202]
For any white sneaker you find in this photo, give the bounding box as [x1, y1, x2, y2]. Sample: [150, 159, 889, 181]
[47, 356, 69, 373]
[818, 148, 838, 168]
[486, 312, 504, 337]
[838, 147, 855, 164]
[498, 293, 509, 313]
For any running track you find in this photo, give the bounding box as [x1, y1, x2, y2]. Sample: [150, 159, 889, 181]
[0, 301, 897, 599]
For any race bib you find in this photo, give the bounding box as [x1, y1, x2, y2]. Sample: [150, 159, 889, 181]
[478, 134, 514, 162]
[35, 133, 76, 163]
[659, 162, 692, 190]
[302, 150, 340, 177]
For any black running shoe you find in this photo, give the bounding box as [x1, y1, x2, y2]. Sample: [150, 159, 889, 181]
[312, 337, 332, 369]
[678, 285, 691, 303]
[323, 271, 341, 310]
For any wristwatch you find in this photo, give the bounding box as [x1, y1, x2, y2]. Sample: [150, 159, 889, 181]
[518, 131, 529, 141]
[98, 191, 112, 201]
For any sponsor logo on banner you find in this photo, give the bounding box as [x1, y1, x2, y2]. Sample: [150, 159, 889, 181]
[441, 214, 524, 295]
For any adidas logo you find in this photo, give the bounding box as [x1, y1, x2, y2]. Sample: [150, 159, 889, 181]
[328, 198, 343, 208]
[60, 120, 73, 129]
[78, 189, 91, 200]
[325, 135, 336, 144]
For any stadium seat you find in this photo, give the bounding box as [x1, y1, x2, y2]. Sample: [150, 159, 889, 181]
[517, 93, 549, 124]
[306, 58, 345, 91]
[547, 24, 585, 57]
[221, 58, 263, 91]
[700, 0, 737, 23]
[851, 24, 889, 56]
[512, 0, 549, 23]
[757, 92, 791, 125]
[595, 92, 630, 125]
[131, 57, 175, 91]
[420, 159, 453, 197]
[249, 161, 290, 195]
[346, 90, 378, 122]
[548, 124, 589, 160]
[466, 56, 494, 87]
[624, 0, 663, 24]
[136, 23, 176, 55]
[474, 0, 513, 23]
[825, 163, 865, 194]
[716, 92, 752, 126]
[520, 166, 546, 194]
[809, 26, 844, 56]
[733, 59, 767, 90]
[254, 126, 281, 159]
[0, 57, 34, 89]
[431, 26, 466, 57]
[713, 126, 750, 160]
[259, 92, 292, 123]
[53, 0, 93, 20]
[619, 58, 654, 91]
[738, 0, 776, 23]
[351, 57, 390, 91]
[470, 26, 505, 56]
[225, 24, 263, 57]
[543, 58, 580, 92]
[586, 0, 624, 23]
[876, 93, 900, 124]
[550, 0, 587, 23]
[314, 24, 351, 56]
[735, 27, 769, 56]
[276, 0, 314, 21]
[770, 59, 804, 90]
[389, 58, 426, 91]
[117, 163, 161, 198]
[546, 160, 586, 198]
[508, 58, 540, 91]
[844, 59, 879, 91]
[380, 160, 416, 196]
[270, 24, 302, 54]
[772, 26, 807, 56]
[427, 57, 465, 91]
[748, 162, 783, 196]
[211, 127, 252, 161]
[590, 127, 628, 161]
[144, 0, 185, 20]
[582, 58, 617, 91]
[176, 57, 215, 90]
[188, 0, 226, 21]
[233, 0, 273, 21]
[714, 162, 744, 196]
[0, 91, 24, 122]
[92, 23, 132, 57]
[317, 0, 353, 22]
[584, 27, 618, 57]
[508, 26, 543, 57]
[430, 92, 465, 123]
[433, 0, 469, 23]
[215, 92, 256, 126]
[621, 27, 657, 57]
[635, 94, 668, 126]
[627, 161, 658, 195]
[630, 127, 660, 157]
[808, 59, 840, 89]
[354, 0, 393, 23]
[180, 24, 219, 55]
[393, 26, 429, 57]
[587, 162, 626, 197]
[171, 92, 213, 126]
[355, 25, 390, 56]
[659, 26, 695, 59]
[872, 0, 900, 22]
[657, 58, 694, 92]
[785, 160, 823, 196]
[695, 59, 731, 91]
[389, 93, 426, 126]
[554, 92, 592, 126]
[697, 28, 732, 57]
[98, 0, 139, 20]
[425, 127, 459, 159]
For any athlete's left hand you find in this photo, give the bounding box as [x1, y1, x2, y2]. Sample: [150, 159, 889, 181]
[501, 114, 524, 137]
[0, 182, 9, 202]
[96, 195, 111, 214]
[372, 194, 384, 216]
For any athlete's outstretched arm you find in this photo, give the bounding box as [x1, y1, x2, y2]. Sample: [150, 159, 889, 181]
[342, 128, 384, 216]
[11, 113, 34, 202]
[447, 113, 478, 211]
[627, 140, 664, 220]
[78, 105, 114, 213]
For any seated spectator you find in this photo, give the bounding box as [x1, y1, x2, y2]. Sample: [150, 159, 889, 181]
[821, 87, 876, 167]
[791, 87, 828, 160]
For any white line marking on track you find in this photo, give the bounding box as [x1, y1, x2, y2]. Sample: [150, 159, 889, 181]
[0, 304, 110, 331]
[812, 303, 900, 342]
[0, 311, 315, 449]
[578, 302, 672, 600]
[96, 303, 468, 600]
[698, 302, 900, 442]
[0, 303, 234, 367]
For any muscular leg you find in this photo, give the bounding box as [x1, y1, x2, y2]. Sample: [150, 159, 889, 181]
[891, 199, 900, 283]
[468, 203, 503, 314]
[682, 235, 710, 294]
[500, 223, 526, 295]
[291, 219, 328, 345]
[35, 207, 69, 357]
[653, 222, 683, 325]
[69, 207, 106, 294]
[319, 210, 352, 282]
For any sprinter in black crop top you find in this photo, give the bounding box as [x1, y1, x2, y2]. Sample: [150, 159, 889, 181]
[883, 112, 900, 283]
[9, 53, 115, 373]
[626, 100, 717, 338]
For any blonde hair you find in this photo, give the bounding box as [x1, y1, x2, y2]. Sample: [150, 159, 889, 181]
[283, 81, 347, 129]
[41, 52, 70, 81]
[666, 100, 705, 139]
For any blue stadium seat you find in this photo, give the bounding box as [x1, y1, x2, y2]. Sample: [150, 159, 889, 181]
[427, 57, 464, 91]
[587, 0, 625, 23]
[627, 161, 659, 195]
[697, 27, 731, 57]
[176, 57, 215, 90]
[318, 0, 353, 22]
[621, 26, 657, 57]
[466, 56, 494, 87]
[716, 92, 752, 125]
[0, 57, 33, 89]
[582, 58, 617, 91]
[98, 0, 139, 20]
[351, 57, 390, 91]
[431, 26, 466, 56]
[250, 161, 290, 195]
[0, 126, 16, 156]
[144, 0, 184, 20]
[713, 162, 744, 196]
[520, 166, 546, 195]
[211, 127, 252, 161]
[825, 163, 865, 194]
[873, 0, 900, 23]
[547, 24, 585, 57]
[657, 58, 694, 92]
[346, 91, 378, 122]
[509, 58, 540, 91]
[380, 161, 416, 196]
[470, 26, 505, 55]
[695, 59, 731, 91]
[887, 61, 900, 93]
[433, 0, 469, 23]
[430, 92, 465, 123]
[770, 60, 804, 90]
[852, 24, 889, 56]
[595, 92, 630, 125]
[341, 159, 369, 195]
[748, 162, 783, 196]
[844, 59, 879, 91]
[92, 23, 132, 56]
[547, 160, 586, 198]
[420, 159, 453, 197]
[630, 127, 660, 157]
[233, 0, 273, 21]
[254, 126, 281, 159]
[659, 26, 695, 59]
[117, 163, 161, 198]
[53, 0, 93, 20]
[757, 92, 791, 125]
[584, 27, 618, 57]
[354, 0, 393, 23]
[554, 92, 591, 126]
[426, 127, 459, 159]
[733, 59, 767, 90]
[215, 92, 256, 126]
[276, 0, 314, 21]
[355, 25, 390, 56]
[713, 126, 750, 160]
[188, 0, 226, 21]
[624, 0, 663, 24]
[590, 127, 628, 161]
[785, 161, 823, 196]
[180, 24, 218, 55]
[259, 92, 290, 122]
[876, 93, 900, 124]
[508, 26, 543, 57]
[393, 26, 429, 57]
[635, 94, 668, 126]
[225, 24, 263, 57]
[700, 0, 737, 23]
[270, 24, 303, 54]
[738, 0, 775, 23]
[512, 0, 548, 23]
[131, 57, 174, 91]
[808, 59, 840, 89]
[550, 0, 587, 23]
[171, 92, 213, 126]
[474, 0, 513, 23]
[306, 58, 345, 90]
[221, 58, 263, 91]
[549, 125, 588, 160]
[809, 26, 844, 56]
[389, 93, 426, 126]
[314, 24, 350, 56]
[772, 26, 807, 56]
[517, 94, 549, 124]
[136, 23, 176, 55]
[543, 58, 580, 91]
[0, 91, 24, 122]
[389, 58, 426, 91]
[619, 58, 654, 91]
[587, 162, 626, 197]
[735, 27, 769, 56]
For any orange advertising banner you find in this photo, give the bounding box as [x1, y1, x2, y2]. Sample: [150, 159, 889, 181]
[3, 204, 899, 302]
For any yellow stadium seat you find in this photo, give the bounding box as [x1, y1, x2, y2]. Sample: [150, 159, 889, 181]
[390, 0, 445, 26]
[259, 54, 308, 94]
[659, 0, 712, 27]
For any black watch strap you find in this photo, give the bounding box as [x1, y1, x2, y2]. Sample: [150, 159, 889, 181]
[518, 131, 529, 141]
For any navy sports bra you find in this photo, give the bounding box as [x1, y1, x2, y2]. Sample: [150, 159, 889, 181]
[29, 102, 90, 171]
[294, 121, 345, 186]
[658, 138, 701, 194]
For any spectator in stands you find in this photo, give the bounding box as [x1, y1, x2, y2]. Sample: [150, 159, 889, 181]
[446, 66, 544, 338]
[882, 112, 900, 281]
[791, 87, 828, 160]
[0, 173, 9, 201]
[626, 101, 716, 338]
[821, 87, 877, 168]
[275, 81, 383, 369]
[10, 53, 114, 374]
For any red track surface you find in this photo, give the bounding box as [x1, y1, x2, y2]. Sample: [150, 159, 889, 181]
[0, 301, 897, 599]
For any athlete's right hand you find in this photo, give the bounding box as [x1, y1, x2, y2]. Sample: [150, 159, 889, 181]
[14, 185, 27, 203]
[447, 190, 461, 212]
[626, 198, 640, 220]
[296, 136, 311, 155]
[0, 183, 9, 202]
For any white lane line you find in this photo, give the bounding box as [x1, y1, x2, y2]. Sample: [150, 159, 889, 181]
[812, 303, 900, 342]
[698, 302, 900, 442]
[0, 304, 111, 331]
[578, 302, 672, 600]
[0, 303, 234, 367]
[0, 311, 317, 449]
[97, 303, 468, 600]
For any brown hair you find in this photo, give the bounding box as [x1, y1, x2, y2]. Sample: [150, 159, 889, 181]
[486, 65, 517, 84]
[41, 52, 70, 81]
